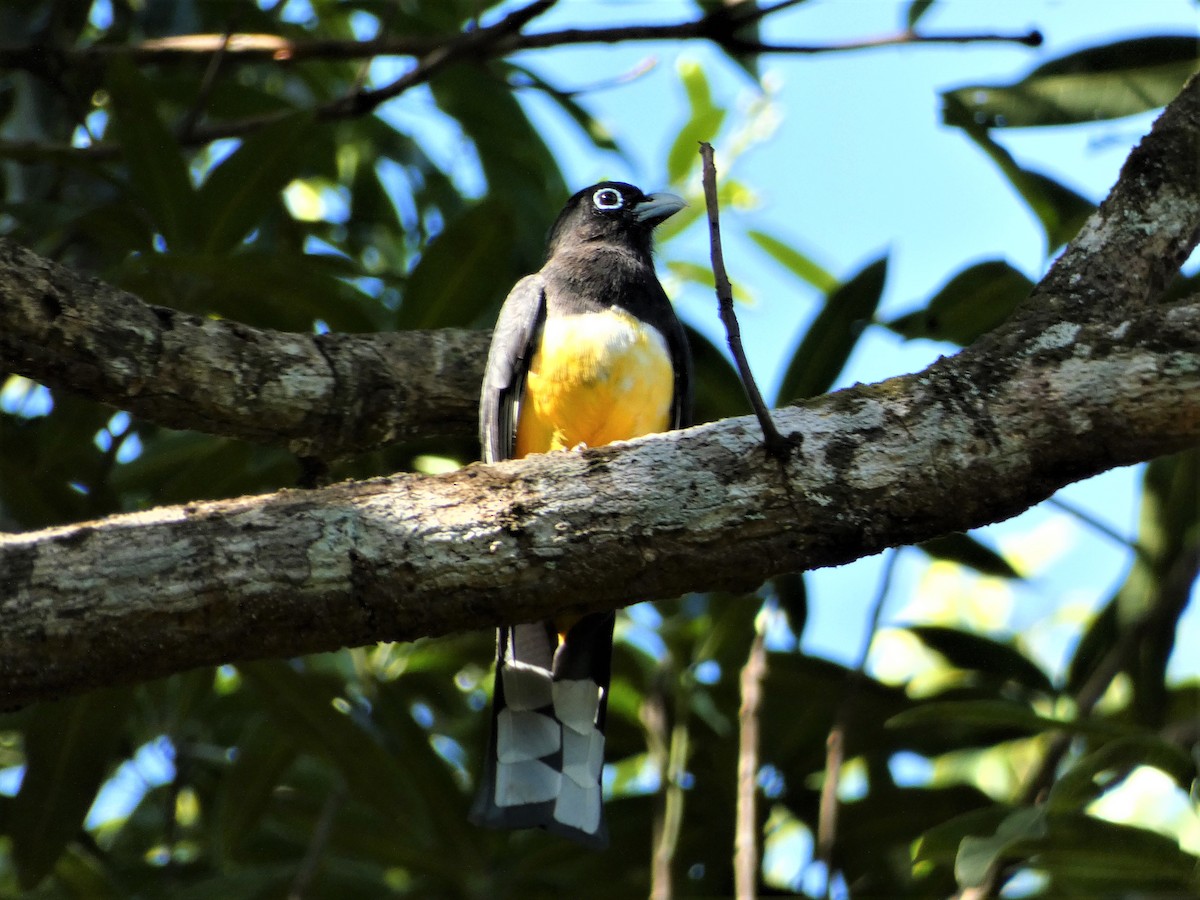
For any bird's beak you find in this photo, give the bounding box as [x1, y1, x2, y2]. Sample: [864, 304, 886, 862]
[633, 192, 687, 226]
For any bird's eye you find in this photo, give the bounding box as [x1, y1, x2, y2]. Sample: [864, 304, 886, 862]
[592, 188, 624, 211]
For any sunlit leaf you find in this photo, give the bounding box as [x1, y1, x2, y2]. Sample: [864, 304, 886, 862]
[944, 36, 1200, 128]
[667, 61, 727, 183]
[1048, 733, 1197, 811]
[748, 229, 838, 293]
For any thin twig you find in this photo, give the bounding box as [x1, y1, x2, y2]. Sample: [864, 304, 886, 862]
[816, 550, 898, 897]
[288, 782, 347, 900]
[699, 141, 789, 457]
[0, 8, 1039, 159]
[0, 24, 1040, 71]
[734, 604, 769, 900]
[1046, 495, 1146, 559]
[644, 674, 686, 900]
[178, 24, 237, 140]
[0, 0, 555, 160]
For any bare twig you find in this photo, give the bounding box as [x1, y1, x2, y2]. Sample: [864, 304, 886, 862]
[178, 24, 237, 140]
[0, 19, 1041, 72]
[816, 551, 898, 896]
[644, 678, 675, 900]
[0, 5, 1039, 158]
[734, 606, 769, 900]
[288, 782, 346, 900]
[699, 141, 789, 457]
[0, 0, 555, 160]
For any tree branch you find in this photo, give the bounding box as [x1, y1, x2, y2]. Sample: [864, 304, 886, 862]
[0, 20, 1040, 72]
[0, 7, 1039, 157]
[0, 238, 486, 458]
[2, 296, 1198, 707]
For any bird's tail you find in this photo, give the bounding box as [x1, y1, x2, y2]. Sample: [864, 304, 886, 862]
[470, 612, 615, 848]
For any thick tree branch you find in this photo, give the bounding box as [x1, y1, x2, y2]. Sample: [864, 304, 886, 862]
[1, 297, 1198, 707]
[0, 238, 486, 457]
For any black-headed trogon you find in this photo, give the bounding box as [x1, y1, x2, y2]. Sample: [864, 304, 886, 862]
[470, 182, 692, 847]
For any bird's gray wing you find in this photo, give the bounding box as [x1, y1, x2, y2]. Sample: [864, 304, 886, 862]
[479, 273, 547, 463]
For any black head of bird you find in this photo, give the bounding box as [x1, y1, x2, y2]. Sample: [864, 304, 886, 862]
[546, 181, 687, 260]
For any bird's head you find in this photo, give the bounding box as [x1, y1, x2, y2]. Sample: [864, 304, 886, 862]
[546, 181, 686, 259]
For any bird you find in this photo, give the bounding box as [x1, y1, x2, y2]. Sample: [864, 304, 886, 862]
[470, 181, 693, 847]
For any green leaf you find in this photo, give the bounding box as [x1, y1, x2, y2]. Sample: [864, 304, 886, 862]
[747, 229, 838, 293]
[50, 844, 125, 900]
[397, 198, 515, 330]
[770, 571, 807, 638]
[105, 57, 197, 250]
[956, 807, 1046, 887]
[917, 532, 1022, 579]
[667, 60, 727, 184]
[998, 813, 1200, 893]
[115, 250, 383, 332]
[215, 717, 298, 861]
[1048, 733, 1198, 811]
[915, 804, 1012, 865]
[239, 660, 467, 855]
[906, 0, 935, 28]
[943, 36, 1200, 128]
[196, 112, 316, 253]
[954, 126, 1094, 251]
[887, 260, 1034, 345]
[11, 688, 135, 889]
[110, 431, 297, 506]
[906, 625, 1054, 696]
[430, 63, 564, 255]
[775, 255, 887, 404]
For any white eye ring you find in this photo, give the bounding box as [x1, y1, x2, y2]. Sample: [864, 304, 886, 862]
[592, 188, 623, 210]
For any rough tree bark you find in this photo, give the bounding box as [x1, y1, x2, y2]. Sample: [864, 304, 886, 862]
[1, 75, 1199, 710]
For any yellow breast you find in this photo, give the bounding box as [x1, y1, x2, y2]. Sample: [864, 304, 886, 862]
[515, 308, 674, 457]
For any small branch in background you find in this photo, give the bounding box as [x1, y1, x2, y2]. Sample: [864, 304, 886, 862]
[734, 604, 770, 900]
[1046, 495, 1146, 560]
[816, 550, 898, 897]
[698, 141, 789, 458]
[288, 782, 346, 900]
[178, 23, 237, 140]
[643, 680, 674, 900]
[0, 0, 1040, 158]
